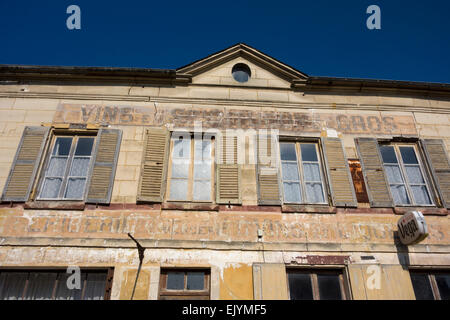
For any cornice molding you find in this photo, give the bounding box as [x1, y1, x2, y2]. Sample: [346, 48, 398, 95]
[0, 91, 449, 114]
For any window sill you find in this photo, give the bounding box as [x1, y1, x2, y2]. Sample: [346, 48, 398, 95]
[282, 205, 337, 214]
[394, 207, 448, 216]
[24, 201, 85, 210]
[161, 202, 219, 211]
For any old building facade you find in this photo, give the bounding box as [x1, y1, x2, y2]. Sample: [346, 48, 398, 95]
[0, 44, 449, 300]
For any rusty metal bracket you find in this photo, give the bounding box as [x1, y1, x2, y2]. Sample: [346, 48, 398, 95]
[128, 233, 146, 300]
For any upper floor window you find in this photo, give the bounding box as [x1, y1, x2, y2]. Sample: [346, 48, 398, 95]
[167, 134, 214, 202]
[38, 135, 95, 200]
[280, 142, 327, 204]
[379, 144, 433, 206]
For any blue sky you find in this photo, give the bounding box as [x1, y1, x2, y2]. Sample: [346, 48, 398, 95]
[1, 0, 449, 83]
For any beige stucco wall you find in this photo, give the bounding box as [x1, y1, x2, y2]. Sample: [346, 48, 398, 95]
[0, 58, 449, 300]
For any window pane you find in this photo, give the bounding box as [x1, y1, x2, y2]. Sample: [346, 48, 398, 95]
[300, 144, 318, 161]
[435, 274, 450, 300]
[194, 161, 211, 179]
[75, 138, 94, 156]
[281, 162, 300, 181]
[171, 159, 190, 179]
[411, 273, 435, 300]
[380, 146, 398, 163]
[84, 273, 106, 300]
[411, 185, 431, 205]
[283, 182, 302, 203]
[317, 273, 342, 300]
[52, 137, 72, 156]
[173, 137, 190, 159]
[384, 165, 404, 184]
[288, 273, 313, 300]
[47, 157, 68, 176]
[24, 272, 57, 300]
[399, 146, 418, 164]
[41, 178, 62, 198]
[194, 139, 211, 161]
[65, 178, 86, 199]
[187, 272, 204, 290]
[193, 181, 211, 201]
[405, 166, 425, 184]
[167, 272, 184, 290]
[280, 143, 297, 161]
[70, 157, 91, 177]
[390, 185, 410, 205]
[0, 272, 27, 300]
[306, 183, 325, 203]
[303, 163, 321, 182]
[169, 179, 188, 200]
[54, 273, 83, 300]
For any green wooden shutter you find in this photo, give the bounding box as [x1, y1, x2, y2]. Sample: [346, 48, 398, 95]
[421, 139, 450, 208]
[355, 138, 393, 207]
[257, 134, 281, 205]
[137, 127, 170, 202]
[216, 132, 241, 204]
[1, 126, 50, 202]
[322, 138, 357, 207]
[86, 129, 122, 204]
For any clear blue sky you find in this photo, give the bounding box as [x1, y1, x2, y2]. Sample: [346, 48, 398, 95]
[1, 0, 449, 83]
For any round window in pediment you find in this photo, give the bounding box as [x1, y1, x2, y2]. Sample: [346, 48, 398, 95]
[232, 63, 251, 83]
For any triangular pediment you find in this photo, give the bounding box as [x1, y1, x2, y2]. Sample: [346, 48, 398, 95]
[177, 43, 308, 88]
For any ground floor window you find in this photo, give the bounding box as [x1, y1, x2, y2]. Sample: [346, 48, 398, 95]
[159, 269, 210, 300]
[410, 270, 450, 300]
[0, 268, 113, 300]
[287, 269, 349, 300]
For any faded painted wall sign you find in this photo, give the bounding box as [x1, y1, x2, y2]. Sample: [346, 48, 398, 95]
[0, 209, 446, 245]
[53, 104, 418, 135]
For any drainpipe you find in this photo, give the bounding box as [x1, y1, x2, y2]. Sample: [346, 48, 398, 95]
[127, 233, 146, 300]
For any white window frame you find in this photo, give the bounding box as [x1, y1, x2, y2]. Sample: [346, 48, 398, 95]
[37, 134, 96, 201]
[279, 141, 328, 205]
[380, 143, 434, 207]
[166, 133, 215, 203]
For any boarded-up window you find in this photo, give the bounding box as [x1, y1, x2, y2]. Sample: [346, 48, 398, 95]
[348, 159, 369, 203]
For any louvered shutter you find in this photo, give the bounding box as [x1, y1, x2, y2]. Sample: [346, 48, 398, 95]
[322, 138, 357, 207]
[355, 138, 393, 207]
[216, 132, 241, 204]
[137, 127, 170, 202]
[1, 126, 50, 202]
[421, 139, 450, 208]
[86, 129, 122, 204]
[257, 133, 281, 205]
